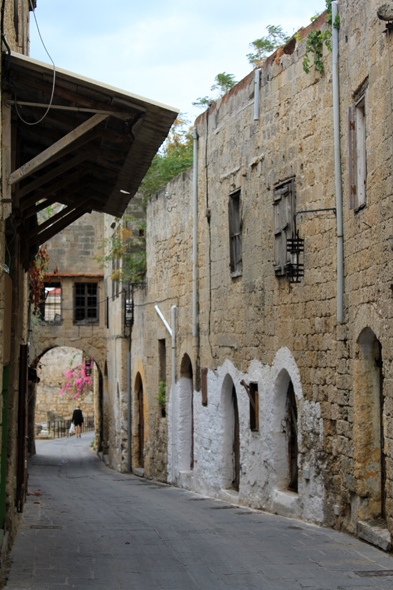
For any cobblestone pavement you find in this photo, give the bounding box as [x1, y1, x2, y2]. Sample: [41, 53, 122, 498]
[4, 434, 393, 589]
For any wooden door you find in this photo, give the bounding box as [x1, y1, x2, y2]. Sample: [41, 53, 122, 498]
[138, 383, 144, 468]
[287, 381, 298, 492]
[232, 386, 240, 491]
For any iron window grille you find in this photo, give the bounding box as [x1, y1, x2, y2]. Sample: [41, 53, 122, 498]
[39, 282, 62, 322]
[228, 190, 242, 276]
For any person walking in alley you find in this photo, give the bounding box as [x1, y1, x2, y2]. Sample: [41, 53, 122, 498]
[72, 406, 84, 438]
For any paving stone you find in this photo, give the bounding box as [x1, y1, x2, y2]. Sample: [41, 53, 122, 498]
[4, 435, 393, 590]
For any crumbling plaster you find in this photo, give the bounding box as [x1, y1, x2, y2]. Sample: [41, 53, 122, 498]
[167, 349, 325, 523]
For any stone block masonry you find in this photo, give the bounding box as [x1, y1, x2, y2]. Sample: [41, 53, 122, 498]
[126, 0, 393, 547]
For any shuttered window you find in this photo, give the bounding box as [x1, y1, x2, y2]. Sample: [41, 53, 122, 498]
[228, 190, 242, 276]
[273, 178, 295, 276]
[73, 283, 99, 324]
[348, 98, 366, 211]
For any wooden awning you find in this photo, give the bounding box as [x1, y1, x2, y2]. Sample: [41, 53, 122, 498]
[1, 51, 178, 259]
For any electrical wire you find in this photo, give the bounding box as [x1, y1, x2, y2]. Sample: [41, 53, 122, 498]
[13, 0, 56, 126]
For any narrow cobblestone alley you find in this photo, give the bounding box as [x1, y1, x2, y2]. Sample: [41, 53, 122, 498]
[4, 435, 393, 590]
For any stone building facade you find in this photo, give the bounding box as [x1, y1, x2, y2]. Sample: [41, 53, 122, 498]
[115, 0, 393, 550]
[0, 0, 37, 550]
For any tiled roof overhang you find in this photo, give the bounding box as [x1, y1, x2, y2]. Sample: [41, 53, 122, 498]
[2, 51, 178, 260]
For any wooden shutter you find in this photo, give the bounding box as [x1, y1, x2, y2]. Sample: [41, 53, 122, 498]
[273, 180, 295, 276]
[355, 100, 366, 209]
[201, 368, 208, 406]
[228, 195, 235, 272]
[348, 106, 356, 210]
[228, 191, 242, 274]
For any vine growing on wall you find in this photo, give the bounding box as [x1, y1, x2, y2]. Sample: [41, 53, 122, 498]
[28, 245, 58, 316]
[95, 212, 147, 284]
[302, 0, 340, 75]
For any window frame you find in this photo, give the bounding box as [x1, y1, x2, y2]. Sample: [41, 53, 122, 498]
[228, 189, 242, 277]
[39, 282, 62, 323]
[73, 282, 99, 325]
[273, 178, 296, 277]
[348, 94, 367, 211]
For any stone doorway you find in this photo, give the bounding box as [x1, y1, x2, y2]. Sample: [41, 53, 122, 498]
[135, 373, 145, 468]
[353, 328, 386, 522]
[221, 375, 240, 492]
[273, 369, 298, 493]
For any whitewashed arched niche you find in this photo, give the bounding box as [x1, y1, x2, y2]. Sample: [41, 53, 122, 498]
[220, 372, 240, 491]
[178, 353, 194, 472]
[271, 348, 303, 491]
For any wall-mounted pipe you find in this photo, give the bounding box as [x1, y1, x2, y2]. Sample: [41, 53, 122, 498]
[155, 304, 177, 483]
[254, 68, 261, 121]
[171, 304, 177, 483]
[155, 304, 172, 336]
[193, 127, 198, 337]
[332, 1, 344, 323]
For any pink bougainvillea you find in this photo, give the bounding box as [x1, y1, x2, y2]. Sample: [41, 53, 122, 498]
[59, 354, 94, 399]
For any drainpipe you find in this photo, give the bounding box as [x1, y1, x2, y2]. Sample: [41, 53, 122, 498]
[254, 68, 261, 121]
[171, 304, 177, 482]
[127, 284, 134, 474]
[155, 304, 177, 483]
[193, 127, 198, 337]
[332, 1, 344, 323]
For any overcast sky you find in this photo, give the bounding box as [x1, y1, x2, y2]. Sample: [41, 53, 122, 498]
[29, 0, 327, 122]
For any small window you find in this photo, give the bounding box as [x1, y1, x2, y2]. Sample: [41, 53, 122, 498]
[249, 383, 259, 431]
[348, 97, 366, 211]
[273, 178, 295, 276]
[74, 283, 99, 324]
[14, 0, 19, 43]
[158, 339, 166, 384]
[112, 256, 120, 298]
[39, 282, 62, 323]
[228, 190, 242, 276]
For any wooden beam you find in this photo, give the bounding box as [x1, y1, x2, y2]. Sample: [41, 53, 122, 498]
[18, 153, 90, 201]
[7, 101, 133, 119]
[29, 205, 75, 239]
[9, 113, 108, 186]
[22, 181, 89, 219]
[9, 70, 145, 115]
[28, 204, 91, 246]
[21, 169, 90, 211]
[1, 97, 12, 219]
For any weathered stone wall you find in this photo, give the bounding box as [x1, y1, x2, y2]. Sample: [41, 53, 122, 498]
[35, 347, 95, 423]
[0, 0, 38, 549]
[44, 211, 104, 275]
[131, 0, 393, 543]
[32, 276, 106, 371]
